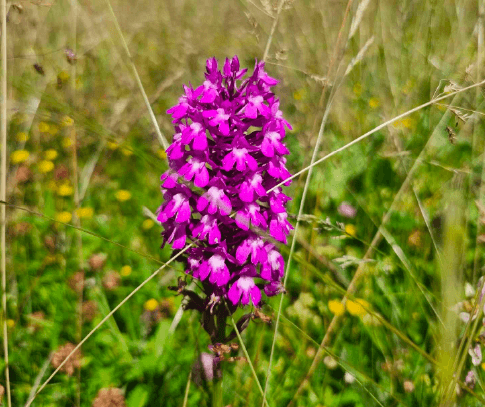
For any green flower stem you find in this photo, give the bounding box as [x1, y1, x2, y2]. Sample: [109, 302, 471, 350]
[212, 374, 223, 407]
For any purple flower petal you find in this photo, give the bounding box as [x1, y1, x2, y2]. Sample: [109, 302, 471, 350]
[228, 277, 260, 307]
[470, 344, 482, 366]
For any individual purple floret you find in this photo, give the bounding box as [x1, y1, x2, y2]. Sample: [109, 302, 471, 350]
[465, 370, 476, 389]
[469, 344, 482, 366]
[338, 202, 357, 219]
[159, 56, 293, 312]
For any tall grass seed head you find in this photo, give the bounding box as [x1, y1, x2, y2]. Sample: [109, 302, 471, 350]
[159, 56, 293, 309]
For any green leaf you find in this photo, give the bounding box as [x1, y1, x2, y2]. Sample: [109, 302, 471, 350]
[127, 385, 150, 407]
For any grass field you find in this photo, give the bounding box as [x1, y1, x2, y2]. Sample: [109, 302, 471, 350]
[2, 0, 485, 406]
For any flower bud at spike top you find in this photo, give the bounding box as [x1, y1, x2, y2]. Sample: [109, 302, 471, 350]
[158, 56, 293, 308]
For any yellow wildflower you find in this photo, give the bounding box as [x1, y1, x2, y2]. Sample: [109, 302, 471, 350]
[120, 265, 132, 277]
[401, 117, 414, 129]
[293, 88, 307, 101]
[482, 362, 485, 371]
[121, 147, 133, 156]
[10, 150, 30, 164]
[38, 160, 54, 173]
[60, 115, 74, 127]
[392, 117, 414, 130]
[369, 98, 380, 109]
[144, 298, 158, 312]
[75, 207, 94, 219]
[328, 300, 345, 317]
[107, 141, 119, 150]
[345, 224, 357, 237]
[38, 122, 50, 133]
[115, 190, 131, 202]
[6, 319, 15, 328]
[55, 211, 72, 223]
[16, 132, 29, 142]
[57, 183, 74, 196]
[346, 299, 370, 317]
[142, 219, 154, 230]
[44, 149, 58, 160]
[157, 149, 167, 160]
[58, 71, 69, 82]
[62, 137, 73, 148]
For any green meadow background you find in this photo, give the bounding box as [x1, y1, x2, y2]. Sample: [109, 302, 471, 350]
[2, 0, 485, 406]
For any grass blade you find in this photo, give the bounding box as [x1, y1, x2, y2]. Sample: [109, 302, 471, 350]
[228, 312, 270, 407]
[262, 0, 285, 61]
[104, 0, 169, 150]
[1, 0, 11, 405]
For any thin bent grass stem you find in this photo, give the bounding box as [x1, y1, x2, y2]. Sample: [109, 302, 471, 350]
[182, 371, 192, 407]
[104, 0, 169, 150]
[1, 0, 11, 404]
[472, 0, 485, 284]
[382, 127, 444, 324]
[263, 89, 338, 401]
[24, 353, 53, 407]
[263, 1, 354, 401]
[262, 0, 285, 61]
[25, 244, 194, 407]
[268, 78, 485, 194]
[228, 311, 270, 407]
[69, 2, 83, 404]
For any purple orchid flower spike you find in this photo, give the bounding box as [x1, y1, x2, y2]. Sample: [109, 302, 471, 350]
[159, 56, 292, 346]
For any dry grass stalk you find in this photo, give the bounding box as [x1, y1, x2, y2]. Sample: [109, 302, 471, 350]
[1, 0, 11, 404]
[348, 0, 371, 40]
